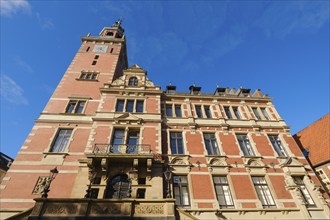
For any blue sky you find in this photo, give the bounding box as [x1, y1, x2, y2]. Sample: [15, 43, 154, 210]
[1, 0, 329, 158]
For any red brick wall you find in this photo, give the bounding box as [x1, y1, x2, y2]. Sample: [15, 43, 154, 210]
[191, 174, 214, 199]
[231, 175, 256, 199]
[294, 114, 330, 165]
[219, 133, 240, 155]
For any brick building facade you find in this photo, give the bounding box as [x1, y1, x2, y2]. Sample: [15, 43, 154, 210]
[1, 21, 329, 220]
[294, 114, 330, 193]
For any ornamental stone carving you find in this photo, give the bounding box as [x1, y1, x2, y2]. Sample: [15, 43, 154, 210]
[45, 204, 77, 215]
[90, 203, 121, 215]
[32, 176, 49, 194]
[135, 205, 164, 215]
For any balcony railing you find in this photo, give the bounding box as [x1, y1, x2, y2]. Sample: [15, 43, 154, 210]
[93, 144, 151, 154]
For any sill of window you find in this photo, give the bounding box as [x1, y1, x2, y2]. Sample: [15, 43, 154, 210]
[75, 78, 99, 82]
[168, 154, 190, 157]
[306, 207, 321, 210]
[241, 155, 263, 159]
[205, 155, 227, 158]
[43, 152, 69, 157]
[131, 184, 152, 187]
[61, 113, 86, 116]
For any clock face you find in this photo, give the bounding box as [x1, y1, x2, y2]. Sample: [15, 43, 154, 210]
[93, 45, 108, 53]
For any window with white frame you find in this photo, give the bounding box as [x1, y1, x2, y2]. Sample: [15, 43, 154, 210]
[50, 129, 72, 152]
[252, 177, 276, 208]
[115, 99, 144, 113]
[268, 135, 288, 157]
[173, 176, 190, 208]
[236, 134, 255, 156]
[213, 176, 234, 208]
[165, 104, 182, 117]
[169, 132, 184, 154]
[224, 106, 241, 119]
[65, 100, 86, 114]
[252, 107, 261, 120]
[293, 176, 316, 207]
[203, 133, 220, 155]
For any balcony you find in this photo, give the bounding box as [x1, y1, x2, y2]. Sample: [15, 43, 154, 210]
[27, 198, 176, 220]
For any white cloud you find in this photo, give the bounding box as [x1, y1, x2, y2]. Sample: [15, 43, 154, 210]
[0, 0, 31, 17]
[255, 1, 330, 38]
[36, 12, 55, 30]
[0, 74, 28, 105]
[14, 56, 33, 73]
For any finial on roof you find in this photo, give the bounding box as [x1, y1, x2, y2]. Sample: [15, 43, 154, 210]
[216, 83, 219, 88]
[112, 18, 122, 27]
[240, 85, 242, 89]
[169, 81, 172, 86]
[193, 82, 195, 87]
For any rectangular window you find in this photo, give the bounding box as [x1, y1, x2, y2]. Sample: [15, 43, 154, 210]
[213, 176, 234, 208]
[136, 100, 144, 113]
[195, 106, 202, 118]
[65, 100, 85, 114]
[293, 177, 315, 207]
[173, 176, 190, 207]
[79, 72, 98, 80]
[175, 105, 182, 117]
[261, 108, 270, 120]
[166, 104, 173, 117]
[252, 177, 276, 208]
[94, 55, 99, 60]
[115, 100, 144, 113]
[233, 107, 241, 119]
[111, 129, 140, 154]
[203, 133, 219, 155]
[50, 129, 72, 152]
[170, 132, 184, 154]
[204, 106, 211, 118]
[224, 107, 232, 119]
[268, 135, 287, 157]
[252, 107, 261, 120]
[115, 100, 125, 112]
[126, 100, 134, 112]
[92, 60, 97, 65]
[236, 134, 255, 156]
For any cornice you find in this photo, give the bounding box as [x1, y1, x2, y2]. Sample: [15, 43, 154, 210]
[81, 36, 126, 44]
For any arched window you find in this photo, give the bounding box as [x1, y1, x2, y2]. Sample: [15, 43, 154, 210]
[106, 31, 114, 36]
[128, 77, 138, 86]
[104, 174, 130, 198]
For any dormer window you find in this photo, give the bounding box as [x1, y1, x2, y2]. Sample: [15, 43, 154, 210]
[106, 32, 114, 36]
[128, 77, 138, 86]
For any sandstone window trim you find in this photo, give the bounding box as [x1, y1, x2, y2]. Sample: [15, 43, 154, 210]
[115, 99, 144, 113]
[203, 133, 220, 156]
[223, 106, 242, 120]
[49, 129, 73, 153]
[173, 175, 190, 208]
[236, 134, 256, 157]
[194, 104, 213, 119]
[252, 176, 276, 208]
[251, 106, 271, 121]
[213, 176, 235, 208]
[78, 71, 99, 81]
[65, 100, 87, 114]
[165, 103, 182, 117]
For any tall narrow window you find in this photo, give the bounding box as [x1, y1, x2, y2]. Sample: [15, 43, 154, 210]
[86, 46, 90, 52]
[173, 176, 190, 207]
[128, 77, 138, 86]
[203, 133, 219, 155]
[252, 177, 276, 208]
[136, 100, 144, 113]
[268, 135, 287, 157]
[65, 100, 86, 114]
[111, 129, 125, 153]
[252, 108, 261, 120]
[195, 106, 202, 118]
[224, 107, 232, 119]
[175, 105, 182, 117]
[94, 55, 99, 60]
[127, 130, 139, 153]
[126, 100, 134, 112]
[233, 107, 241, 119]
[50, 129, 72, 152]
[236, 134, 255, 156]
[293, 176, 315, 207]
[204, 106, 211, 118]
[166, 104, 173, 117]
[170, 132, 184, 154]
[261, 108, 270, 120]
[213, 176, 234, 208]
[92, 60, 97, 65]
[115, 100, 125, 112]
